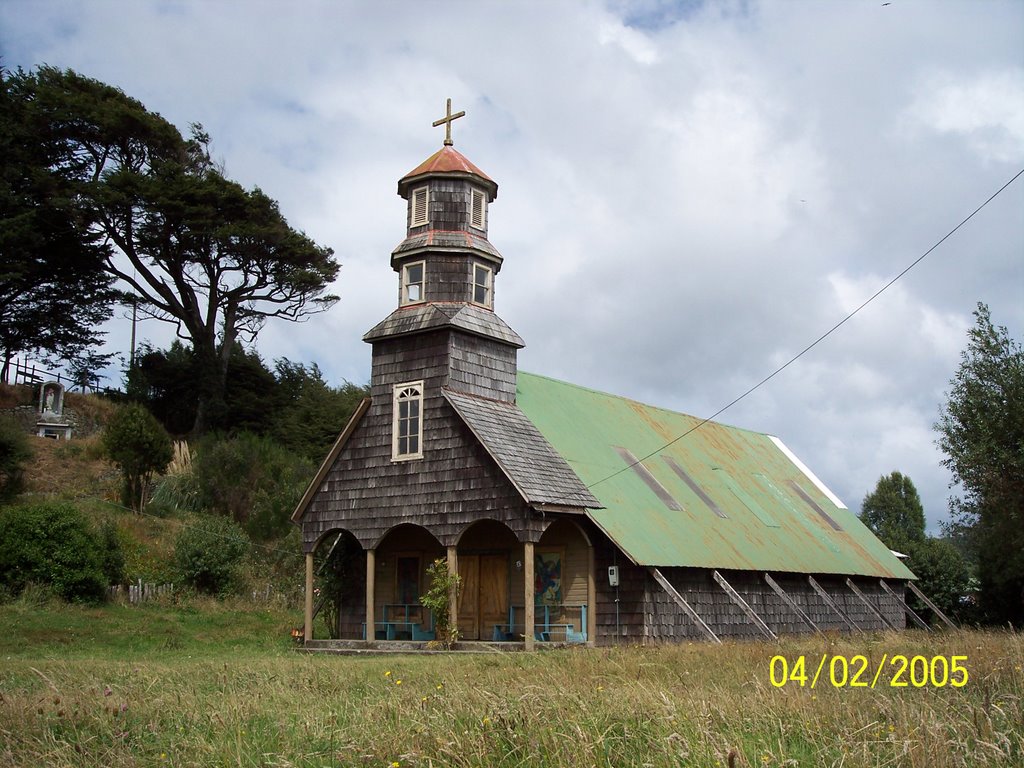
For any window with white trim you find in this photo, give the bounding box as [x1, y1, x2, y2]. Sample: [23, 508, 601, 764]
[401, 261, 425, 305]
[472, 263, 492, 307]
[392, 381, 424, 460]
[410, 186, 428, 227]
[470, 187, 487, 229]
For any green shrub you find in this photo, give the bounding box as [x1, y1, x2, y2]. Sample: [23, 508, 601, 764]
[420, 558, 462, 649]
[0, 416, 31, 501]
[174, 515, 249, 595]
[192, 432, 314, 541]
[0, 501, 107, 602]
[103, 403, 173, 511]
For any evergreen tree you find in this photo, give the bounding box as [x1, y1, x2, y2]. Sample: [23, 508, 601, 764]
[0, 67, 120, 380]
[859, 471, 926, 553]
[936, 303, 1024, 624]
[11, 66, 338, 433]
[103, 403, 174, 512]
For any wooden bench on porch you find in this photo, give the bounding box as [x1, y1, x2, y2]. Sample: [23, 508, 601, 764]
[493, 604, 587, 643]
[363, 603, 435, 641]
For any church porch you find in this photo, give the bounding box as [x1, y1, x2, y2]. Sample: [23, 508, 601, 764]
[303, 516, 596, 649]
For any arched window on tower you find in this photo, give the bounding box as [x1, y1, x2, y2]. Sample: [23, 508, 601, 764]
[392, 381, 424, 460]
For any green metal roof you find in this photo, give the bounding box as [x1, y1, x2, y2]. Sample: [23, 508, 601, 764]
[516, 372, 915, 580]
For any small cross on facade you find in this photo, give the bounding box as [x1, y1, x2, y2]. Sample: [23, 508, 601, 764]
[432, 98, 465, 146]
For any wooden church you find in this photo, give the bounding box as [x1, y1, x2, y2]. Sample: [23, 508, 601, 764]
[292, 103, 931, 649]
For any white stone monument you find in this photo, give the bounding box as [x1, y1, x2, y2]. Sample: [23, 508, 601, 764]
[36, 381, 73, 439]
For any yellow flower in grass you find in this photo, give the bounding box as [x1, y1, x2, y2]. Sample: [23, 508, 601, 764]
[391, 762, 401, 767]
[482, 717, 491, 726]
[384, 671, 392, 677]
[395, 679, 402, 686]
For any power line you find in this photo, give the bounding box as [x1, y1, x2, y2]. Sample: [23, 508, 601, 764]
[585, 165, 1024, 493]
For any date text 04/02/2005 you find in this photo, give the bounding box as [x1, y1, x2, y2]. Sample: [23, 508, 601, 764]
[769, 654, 968, 689]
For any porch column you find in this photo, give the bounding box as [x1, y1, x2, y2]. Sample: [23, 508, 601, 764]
[446, 546, 458, 637]
[304, 551, 314, 643]
[587, 545, 596, 646]
[365, 548, 376, 642]
[524, 541, 535, 651]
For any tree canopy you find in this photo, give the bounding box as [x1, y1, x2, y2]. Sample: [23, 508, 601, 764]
[859, 471, 926, 553]
[0, 67, 120, 380]
[936, 303, 1024, 624]
[127, 341, 367, 459]
[11, 66, 339, 433]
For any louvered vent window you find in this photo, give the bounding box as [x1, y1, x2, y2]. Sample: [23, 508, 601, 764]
[470, 188, 486, 229]
[472, 263, 493, 307]
[401, 261, 425, 305]
[393, 381, 424, 460]
[411, 186, 428, 227]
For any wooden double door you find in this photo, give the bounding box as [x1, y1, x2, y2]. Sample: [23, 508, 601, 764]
[457, 554, 509, 640]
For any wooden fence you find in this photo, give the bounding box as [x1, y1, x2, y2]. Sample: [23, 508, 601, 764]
[109, 580, 175, 604]
[5, 357, 102, 392]
[109, 580, 281, 605]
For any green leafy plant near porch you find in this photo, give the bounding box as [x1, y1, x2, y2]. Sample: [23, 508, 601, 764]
[420, 558, 461, 649]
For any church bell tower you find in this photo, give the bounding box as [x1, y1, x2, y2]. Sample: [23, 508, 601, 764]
[363, 100, 524, 460]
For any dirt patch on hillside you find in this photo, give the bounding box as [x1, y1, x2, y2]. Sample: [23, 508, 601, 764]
[24, 435, 120, 500]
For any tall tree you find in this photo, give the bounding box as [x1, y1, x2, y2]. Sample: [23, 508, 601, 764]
[0, 68, 120, 380]
[272, 359, 369, 461]
[936, 303, 1024, 624]
[17, 66, 339, 433]
[859, 471, 926, 553]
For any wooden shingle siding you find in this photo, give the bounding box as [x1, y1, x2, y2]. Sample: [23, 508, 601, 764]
[588, 529, 908, 645]
[636, 569, 906, 642]
[301, 398, 538, 551]
[447, 335, 518, 401]
[415, 255, 496, 304]
[403, 178, 492, 238]
[301, 327, 550, 553]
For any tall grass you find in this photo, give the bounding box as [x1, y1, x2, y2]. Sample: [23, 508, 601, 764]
[0, 600, 1020, 767]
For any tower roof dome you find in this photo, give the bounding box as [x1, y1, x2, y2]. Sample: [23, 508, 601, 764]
[398, 145, 498, 200]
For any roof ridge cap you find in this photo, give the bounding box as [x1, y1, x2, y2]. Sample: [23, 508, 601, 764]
[518, 370, 765, 436]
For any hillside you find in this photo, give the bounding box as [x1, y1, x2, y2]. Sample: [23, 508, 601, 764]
[23, 433, 120, 498]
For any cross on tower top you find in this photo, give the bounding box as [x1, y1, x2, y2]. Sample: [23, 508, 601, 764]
[432, 98, 465, 146]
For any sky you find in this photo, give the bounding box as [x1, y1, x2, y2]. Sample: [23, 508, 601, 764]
[3, 0, 1022, 533]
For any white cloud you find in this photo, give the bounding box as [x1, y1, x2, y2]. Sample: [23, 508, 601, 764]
[903, 69, 1024, 163]
[598, 18, 659, 65]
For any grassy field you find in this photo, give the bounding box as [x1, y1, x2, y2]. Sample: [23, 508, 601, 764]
[0, 598, 1020, 768]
